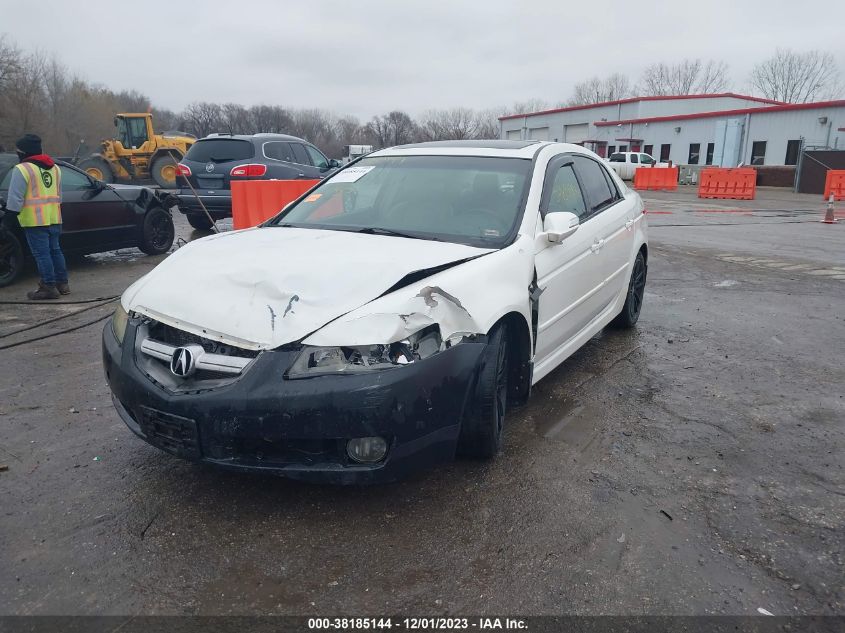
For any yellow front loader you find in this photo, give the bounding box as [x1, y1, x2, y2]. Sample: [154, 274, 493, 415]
[77, 113, 195, 189]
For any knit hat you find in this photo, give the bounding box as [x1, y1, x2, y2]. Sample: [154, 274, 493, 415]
[15, 134, 43, 158]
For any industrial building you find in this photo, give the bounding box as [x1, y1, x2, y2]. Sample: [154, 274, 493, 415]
[499, 93, 845, 168]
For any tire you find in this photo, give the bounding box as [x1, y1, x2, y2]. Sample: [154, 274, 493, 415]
[457, 324, 509, 459]
[186, 213, 214, 231]
[139, 207, 175, 255]
[0, 230, 25, 288]
[611, 250, 647, 328]
[78, 157, 114, 184]
[151, 154, 178, 189]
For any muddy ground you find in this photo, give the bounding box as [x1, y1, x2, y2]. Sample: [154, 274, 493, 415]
[0, 188, 842, 616]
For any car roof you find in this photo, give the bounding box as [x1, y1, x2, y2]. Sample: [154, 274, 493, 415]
[370, 140, 593, 159]
[199, 133, 307, 143]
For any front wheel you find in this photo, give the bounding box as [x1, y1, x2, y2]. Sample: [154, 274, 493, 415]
[611, 251, 647, 328]
[139, 207, 174, 255]
[0, 230, 25, 287]
[457, 324, 509, 459]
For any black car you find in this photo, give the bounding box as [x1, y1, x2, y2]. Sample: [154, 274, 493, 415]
[0, 155, 176, 287]
[174, 133, 341, 230]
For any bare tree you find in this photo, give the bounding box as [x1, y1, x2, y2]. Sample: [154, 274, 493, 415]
[248, 105, 293, 134]
[181, 102, 223, 137]
[419, 107, 480, 140]
[507, 98, 549, 115]
[474, 108, 502, 139]
[221, 103, 251, 134]
[639, 59, 730, 95]
[0, 35, 21, 93]
[3, 50, 47, 134]
[567, 73, 633, 106]
[365, 111, 418, 148]
[750, 49, 842, 103]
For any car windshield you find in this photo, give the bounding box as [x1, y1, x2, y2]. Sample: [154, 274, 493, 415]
[272, 155, 532, 248]
[185, 139, 254, 163]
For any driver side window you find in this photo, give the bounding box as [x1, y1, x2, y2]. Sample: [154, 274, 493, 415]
[546, 163, 587, 219]
[60, 166, 93, 191]
[305, 145, 329, 169]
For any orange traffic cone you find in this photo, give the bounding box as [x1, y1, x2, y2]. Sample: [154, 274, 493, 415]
[821, 194, 838, 224]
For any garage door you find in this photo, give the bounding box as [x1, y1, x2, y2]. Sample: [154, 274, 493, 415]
[505, 129, 522, 140]
[527, 127, 549, 140]
[564, 123, 588, 144]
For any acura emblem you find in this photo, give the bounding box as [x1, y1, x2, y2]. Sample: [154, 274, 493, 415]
[170, 346, 197, 378]
[205, 162, 215, 173]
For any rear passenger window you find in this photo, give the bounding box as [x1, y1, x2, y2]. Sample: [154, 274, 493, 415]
[630, 154, 639, 164]
[572, 156, 615, 214]
[290, 143, 311, 165]
[545, 164, 587, 219]
[264, 141, 294, 162]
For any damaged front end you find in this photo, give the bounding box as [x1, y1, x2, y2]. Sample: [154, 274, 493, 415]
[289, 323, 478, 379]
[105, 226, 535, 482]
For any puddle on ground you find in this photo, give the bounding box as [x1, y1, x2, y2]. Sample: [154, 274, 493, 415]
[534, 400, 602, 452]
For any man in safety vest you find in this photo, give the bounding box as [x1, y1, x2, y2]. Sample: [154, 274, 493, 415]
[4, 134, 68, 300]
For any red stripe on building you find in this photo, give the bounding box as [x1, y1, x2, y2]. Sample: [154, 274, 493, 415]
[498, 93, 785, 121]
[594, 100, 845, 127]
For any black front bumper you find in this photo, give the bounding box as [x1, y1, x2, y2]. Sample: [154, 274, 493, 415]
[102, 321, 486, 483]
[175, 189, 231, 219]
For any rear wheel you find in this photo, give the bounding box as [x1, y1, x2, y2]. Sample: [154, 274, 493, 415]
[0, 230, 25, 288]
[140, 207, 174, 255]
[78, 157, 114, 184]
[186, 213, 214, 230]
[151, 154, 178, 189]
[457, 324, 509, 459]
[611, 251, 647, 328]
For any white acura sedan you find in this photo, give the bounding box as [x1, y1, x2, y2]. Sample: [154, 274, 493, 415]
[102, 140, 647, 483]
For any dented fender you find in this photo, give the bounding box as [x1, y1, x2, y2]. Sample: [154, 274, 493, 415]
[305, 234, 536, 347]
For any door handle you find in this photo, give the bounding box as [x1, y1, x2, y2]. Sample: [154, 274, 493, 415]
[590, 239, 604, 253]
[625, 218, 635, 230]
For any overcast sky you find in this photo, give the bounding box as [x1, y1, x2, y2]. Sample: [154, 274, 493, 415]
[2, 0, 844, 119]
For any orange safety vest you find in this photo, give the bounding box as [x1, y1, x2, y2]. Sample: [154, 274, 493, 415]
[15, 162, 62, 227]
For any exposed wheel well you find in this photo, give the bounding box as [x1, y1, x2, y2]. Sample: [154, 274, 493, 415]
[639, 243, 648, 263]
[493, 312, 532, 407]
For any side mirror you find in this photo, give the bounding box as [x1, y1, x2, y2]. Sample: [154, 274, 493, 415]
[543, 211, 580, 244]
[328, 159, 341, 169]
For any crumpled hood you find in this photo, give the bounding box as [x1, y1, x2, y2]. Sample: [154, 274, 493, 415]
[122, 227, 492, 350]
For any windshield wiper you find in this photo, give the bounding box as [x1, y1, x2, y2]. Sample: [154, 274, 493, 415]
[354, 227, 436, 240]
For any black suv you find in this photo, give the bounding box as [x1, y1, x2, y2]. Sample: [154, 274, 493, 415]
[175, 133, 340, 230]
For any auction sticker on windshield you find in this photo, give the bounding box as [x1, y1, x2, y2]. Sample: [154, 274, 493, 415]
[330, 165, 376, 182]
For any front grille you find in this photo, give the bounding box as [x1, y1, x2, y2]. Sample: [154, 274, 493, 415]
[135, 320, 259, 393]
[147, 321, 257, 359]
[137, 406, 201, 459]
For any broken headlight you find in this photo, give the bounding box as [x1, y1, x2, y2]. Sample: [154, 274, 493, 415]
[287, 327, 457, 379]
[112, 304, 129, 345]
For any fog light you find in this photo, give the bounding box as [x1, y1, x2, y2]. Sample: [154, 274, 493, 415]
[347, 437, 387, 463]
